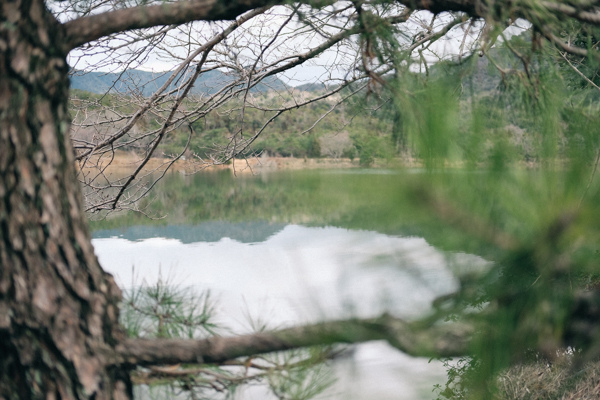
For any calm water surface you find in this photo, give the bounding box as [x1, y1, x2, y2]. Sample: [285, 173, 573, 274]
[91, 168, 488, 400]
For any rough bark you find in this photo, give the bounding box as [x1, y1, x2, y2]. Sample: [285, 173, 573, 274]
[0, 1, 129, 398]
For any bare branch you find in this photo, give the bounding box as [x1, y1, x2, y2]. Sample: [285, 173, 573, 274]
[560, 51, 600, 92]
[61, 0, 497, 53]
[74, 6, 269, 163]
[541, 1, 600, 25]
[116, 315, 472, 366]
[544, 31, 589, 57]
[63, 0, 273, 51]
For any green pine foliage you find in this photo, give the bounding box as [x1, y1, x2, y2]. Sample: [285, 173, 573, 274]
[78, 17, 600, 399]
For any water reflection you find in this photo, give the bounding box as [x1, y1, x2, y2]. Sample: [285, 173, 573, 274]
[93, 222, 486, 399]
[93, 220, 287, 244]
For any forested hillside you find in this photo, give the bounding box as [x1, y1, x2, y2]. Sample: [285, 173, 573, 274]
[71, 31, 598, 168]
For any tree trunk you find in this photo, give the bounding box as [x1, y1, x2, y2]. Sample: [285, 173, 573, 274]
[0, 1, 130, 398]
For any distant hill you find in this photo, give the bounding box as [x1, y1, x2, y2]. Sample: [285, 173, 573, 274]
[69, 69, 289, 96]
[294, 82, 327, 92]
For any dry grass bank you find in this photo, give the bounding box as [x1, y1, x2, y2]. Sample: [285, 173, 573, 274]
[78, 151, 421, 174]
[495, 356, 600, 400]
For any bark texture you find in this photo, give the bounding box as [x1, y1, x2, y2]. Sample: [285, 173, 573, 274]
[0, 1, 128, 398]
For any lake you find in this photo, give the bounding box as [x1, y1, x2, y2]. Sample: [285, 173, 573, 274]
[90, 168, 489, 400]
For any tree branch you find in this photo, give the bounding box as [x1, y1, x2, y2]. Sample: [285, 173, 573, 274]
[74, 6, 268, 164]
[541, 2, 600, 25]
[543, 30, 589, 57]
[115, 315, 472, 366]
[63, 0, 488, 52]
[395, 0, 483, 16]
[63, 0, 272, 51]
